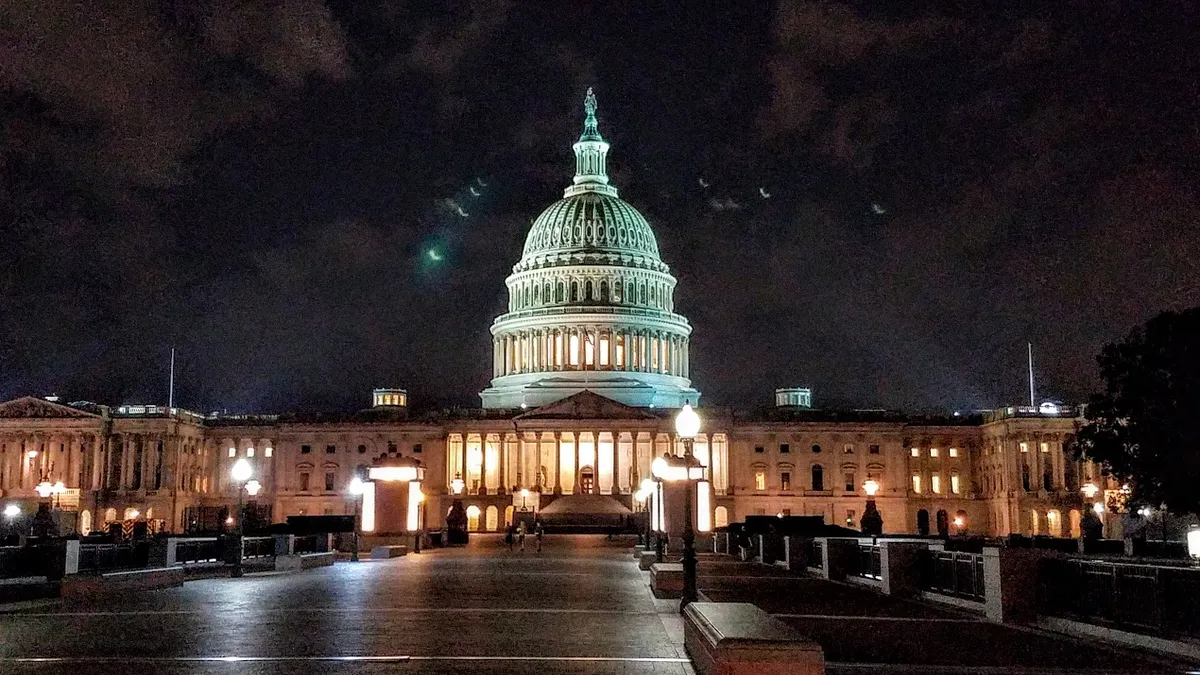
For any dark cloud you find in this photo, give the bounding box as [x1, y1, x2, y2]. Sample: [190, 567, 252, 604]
[1, 2, 1197, 413]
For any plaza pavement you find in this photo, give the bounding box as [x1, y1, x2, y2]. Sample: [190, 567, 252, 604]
[0, 535, 1194, 674]
[0, 534, 691, 674]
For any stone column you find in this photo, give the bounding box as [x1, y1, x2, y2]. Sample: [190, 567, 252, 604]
[460, 435, 468, 486]
[573, 433, 581, 494]
[480, 436, 490, 495]
[554, 432, 562, 494]
[611, 430, 621, 494]
[499, 434, 510, 495]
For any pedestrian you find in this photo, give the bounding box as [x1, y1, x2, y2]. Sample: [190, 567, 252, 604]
[517, 521, 526, 552]
[535, 521, 544, 553]
[505, 523, 514, 551]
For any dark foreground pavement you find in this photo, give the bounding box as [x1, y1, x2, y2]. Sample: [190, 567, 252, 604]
[0, 535, 690, 674]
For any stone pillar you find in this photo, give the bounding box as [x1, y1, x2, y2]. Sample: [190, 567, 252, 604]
[499, 434, 510, 495]
[820, 538, 859, 581]
[480, 435, 490, 495]
[983, 546, 1044, 624]
[880, 541, 926, 598]
[459, 435, 467, 487]
[554, 432, 562, 494]
[573, 433, 581, 494]
[611, 430, 621, 494]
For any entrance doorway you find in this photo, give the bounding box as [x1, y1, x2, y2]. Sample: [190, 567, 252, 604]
[579, 467, 595, 494]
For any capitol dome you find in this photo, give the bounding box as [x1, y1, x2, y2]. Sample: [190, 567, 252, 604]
[479, 89, 699, 410]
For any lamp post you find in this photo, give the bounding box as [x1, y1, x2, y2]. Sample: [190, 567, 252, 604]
[520, 488, 530, 512]
[230, 458, 252, 577]
[674, 403, 701, 612]
[860, 478, 883, 536]
[638, 478, 655, 550]
[349, 477, 365, 562]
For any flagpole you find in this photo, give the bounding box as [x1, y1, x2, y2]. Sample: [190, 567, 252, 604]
[169, 347, 175, 409]
[1027, 342, 1035, 407]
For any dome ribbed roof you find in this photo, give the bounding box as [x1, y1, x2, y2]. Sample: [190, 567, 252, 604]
[521, 191, 660, 259]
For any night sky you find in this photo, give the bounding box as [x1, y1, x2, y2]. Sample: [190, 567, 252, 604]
[2, 2, 1197, 413]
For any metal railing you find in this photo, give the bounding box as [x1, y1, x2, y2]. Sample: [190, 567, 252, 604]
[78, 542, 147, 573]
[0, 546, 38, 578]
[856, 544, 881, 580]
[242, 537, 275, 560]
[175, 538, 221, 565]
[922, 550, 986, 602]
[293, 535, 321, 554]
[1040, 558, 1200, 639]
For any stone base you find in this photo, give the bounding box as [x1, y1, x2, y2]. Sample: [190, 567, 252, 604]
[684, 602, 825, 675]
[60, 566, 184, 600]
[651, 562, 684, 595]
[371, 545, 408, 559]
[638, 550, 659, 570]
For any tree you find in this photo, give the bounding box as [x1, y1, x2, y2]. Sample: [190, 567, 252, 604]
[1075, 308, 1200, 516]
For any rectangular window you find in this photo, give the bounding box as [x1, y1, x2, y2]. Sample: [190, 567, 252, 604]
[754, 446, 765, 454]
[844, 472, 856, 492]
[869, 444, 880, 455]
[1020, 442, 1029, 453]
[930, 447, 940, 458]
[615, 335, 625, 367]
[413, 443, 423, 454]
[931, 475, 942, 494]
[948, 447, 958, 458]
[265, 447, 273, 457]
[247, 447, 255, 458]
[780, 472, 791, 492]
[911, 447, 920, 457]
[845, 509, 856, 527]
[912, 474, 922, 493]
[324, 472, 335, 491]
[301, 445, 311, 454]
[951, 474, 961, 494]
[598, 335, 609, 366]
[843, 444, 854, 454]
[1040, 442, 1049, 453]
[299, 472, 310, 491]
[326, 445, 336, 454]
[228, 447, 236, 458]
[754, 471, 766, 491]
[779, 443, 790, 454]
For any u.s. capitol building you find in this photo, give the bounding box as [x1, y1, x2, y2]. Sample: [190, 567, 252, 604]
[0, 92, 1106, 540]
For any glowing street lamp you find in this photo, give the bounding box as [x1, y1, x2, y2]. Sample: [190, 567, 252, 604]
[674, 404, 701, 612]
[451, 473, 465, 496]
[230, 458, 253, 577]
[861, 479, 883, 536]
[1080, 481, 1100, 499]
[520, 488, 530, 511]
[348, 476, 365, 562]
[3, 504, 20, 519]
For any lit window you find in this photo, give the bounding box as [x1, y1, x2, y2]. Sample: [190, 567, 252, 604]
[246, 447, 255, 458]
[264, 447, 273, 458]
[598, 335, 609, 366]
[780, 472, 791, 492]
[845, 509, 856, 526]
[228, 447, 236, 458]
[843, 444, 854, 454]
[930, 447, 939, 458]
[324, 472, 335, 492]
[912, 474, 922, 493]
[754, 471, 766, 491]
[911, 447, 920, 457]
[951, 474, 961, 494]
[948, 447, 958, 458]
[931, 475, 942, 494]
[1020, 442, 1029, 453]
[1040, 442, 1049, 453]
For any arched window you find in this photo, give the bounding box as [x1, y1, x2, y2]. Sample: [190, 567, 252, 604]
[917, 509, 930, 535]
[485, 505, 499, 532]
[811, 444, 822, 454]
[936, 509, 949, 536]
[523, 285, 530, 307]
[534, 284, 541, 305]
[545, 282, 552, 304]
[466, 505, 481, 532]
[1021, 461, 1031, 492]
[639, 282, 646, 305]
[584, 279, 593, 301]
[600, 280, 609, 301]
[556, 282, 564, 303]
[627, 281, 635, 304]
[612, 279, 621, 302]
[810, 464, 824, 491]
[650, 284, 656, 305]
[80, 510, 93, 535]
[571, 281, 579, 302]
[714, 506, 729, 528]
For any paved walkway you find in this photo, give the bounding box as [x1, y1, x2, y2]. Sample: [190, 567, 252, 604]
[0, 535, 690, 674]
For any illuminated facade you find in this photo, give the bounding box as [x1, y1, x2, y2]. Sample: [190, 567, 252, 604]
[0, 92, 1113, 540]
[479, 90, 699, 409]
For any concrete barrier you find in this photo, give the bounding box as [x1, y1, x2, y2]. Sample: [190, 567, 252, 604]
[651, 562, 685, 596]
[638, 550, 659, 570]
[684, 602, 825, 675]
[370, 545, 407, 559]
[300, 552, 335, 569]
[61, 566, 184, 600]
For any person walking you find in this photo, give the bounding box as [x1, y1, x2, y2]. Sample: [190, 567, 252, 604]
[535, 521, 544, 554]
[505, 522, 514, 551]
[517, 521, 526, 552]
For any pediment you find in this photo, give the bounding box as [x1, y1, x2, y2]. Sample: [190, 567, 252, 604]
[515, 390, 660, 421]
[0, 396, 97, 419]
